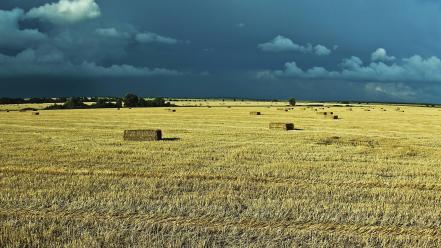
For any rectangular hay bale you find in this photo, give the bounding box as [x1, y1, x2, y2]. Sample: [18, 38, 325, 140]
[123, 129, 162, 141]
[250, 111, 261, 115]
[324, 115, 339, 119]
[317, 111, 333, 115]
[269, 122, 294, 130]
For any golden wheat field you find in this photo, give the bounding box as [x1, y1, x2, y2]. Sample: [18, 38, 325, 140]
[1, 102, 441, 247]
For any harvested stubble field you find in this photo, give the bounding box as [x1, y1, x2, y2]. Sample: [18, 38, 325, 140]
[1, 102, 441, 247]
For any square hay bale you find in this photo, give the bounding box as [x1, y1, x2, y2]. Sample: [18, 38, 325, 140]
[123, 129, 162, 141]
[32, 112, 40, 116]
[250, 111, 261, 115]
[168, 109, 176, 112]
[269, 122, 294, 130]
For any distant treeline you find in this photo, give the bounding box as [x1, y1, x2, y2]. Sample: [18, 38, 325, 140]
[45, 94, 174, 110]
[0, 94, 174, 110]
[0, 97, 120, 105]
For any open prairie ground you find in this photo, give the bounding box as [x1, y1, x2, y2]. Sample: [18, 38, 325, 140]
[1, 102, 441, 247]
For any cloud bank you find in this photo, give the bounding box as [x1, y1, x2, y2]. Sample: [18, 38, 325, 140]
[0, 48, 182, 77]
[259, 48, 441, 84]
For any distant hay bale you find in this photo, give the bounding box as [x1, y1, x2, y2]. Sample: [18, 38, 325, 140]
[317, 111, 333, 115]
[123, 129, 162, 141]
[250, 111, 261, 115]
[269, 122, 295, 130]
[32, 112, 40, 116]
[347, 108, 353, 111]
[168, 109, 176, 112]
[324, 114, 339, 119]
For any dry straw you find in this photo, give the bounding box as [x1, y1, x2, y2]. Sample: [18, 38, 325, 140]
[123, 130, 162, 141]
[269, 123, 295, 130]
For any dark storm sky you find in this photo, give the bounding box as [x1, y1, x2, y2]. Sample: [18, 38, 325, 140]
[1, 0, 441, 102]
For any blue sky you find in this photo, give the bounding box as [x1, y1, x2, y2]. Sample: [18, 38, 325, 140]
[1, 0, 441, 102]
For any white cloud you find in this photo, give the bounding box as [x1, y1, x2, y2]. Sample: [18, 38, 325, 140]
[258, 35, 312, 53]
[0, 9, 46, 49]
[314, 44, 332, 56]
[135, 32, 178, 45]
[26, 0, 101, 25]
[371, 48, 396, 62]
[0, 49, 182, 77]
[258, 35, 332, 56]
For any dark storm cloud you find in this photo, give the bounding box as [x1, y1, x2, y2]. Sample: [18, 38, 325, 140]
[1, 0, 441, 102]
[0, 8, 46, 49]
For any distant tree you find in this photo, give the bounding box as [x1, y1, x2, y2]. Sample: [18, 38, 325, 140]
[91, 99, 118, 108]
[115, 99, 123, 108]
[63, 97, 88, 109]
[138, 97, 147, 107]
[124, 94, 139, 107]
[152, 98, 166, 107]
[288, 98, 296, 106]
[44, 104, 64, 110]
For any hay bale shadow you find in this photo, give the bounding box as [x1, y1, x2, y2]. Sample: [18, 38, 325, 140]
[162, 138, 181, 141]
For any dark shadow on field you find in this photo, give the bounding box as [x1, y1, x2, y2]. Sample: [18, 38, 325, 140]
[162, 138, 181, 141]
